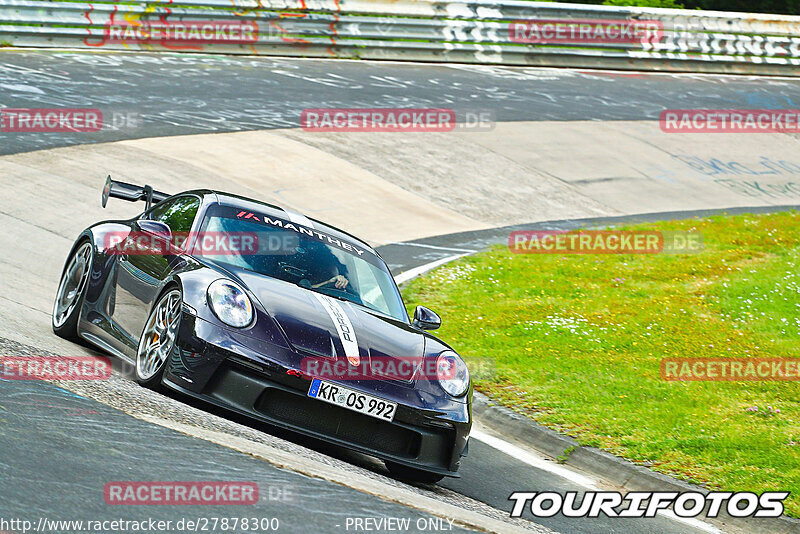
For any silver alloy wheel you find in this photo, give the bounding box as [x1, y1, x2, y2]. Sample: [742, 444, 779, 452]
[53, 242, 93, 328]
[136, 289, 182, 381]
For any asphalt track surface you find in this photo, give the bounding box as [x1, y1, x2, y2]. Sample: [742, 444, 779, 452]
[0, 372, 476, 534]
[3, 50, 800, 534]
[2, 50, 800, 155]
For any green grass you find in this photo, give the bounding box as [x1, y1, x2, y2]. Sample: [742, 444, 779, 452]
[402, 211, 800, 515]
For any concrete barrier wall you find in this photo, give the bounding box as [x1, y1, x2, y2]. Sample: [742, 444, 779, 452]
[1, 0, 800, 75]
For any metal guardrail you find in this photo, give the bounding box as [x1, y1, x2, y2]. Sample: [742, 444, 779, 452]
[1, 0, 799, 75]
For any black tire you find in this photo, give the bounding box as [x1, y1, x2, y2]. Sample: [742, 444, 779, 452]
[52, 240, 93, 340]
[384, 461, 445, 484]
[135, 287, 182, 389]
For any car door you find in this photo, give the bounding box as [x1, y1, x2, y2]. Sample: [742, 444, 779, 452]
[112, 195, 201, 348]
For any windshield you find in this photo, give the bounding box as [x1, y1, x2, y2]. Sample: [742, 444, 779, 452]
[196, 205, 408, 322]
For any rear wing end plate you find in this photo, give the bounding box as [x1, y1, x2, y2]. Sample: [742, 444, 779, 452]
[102, 175, 169, 211]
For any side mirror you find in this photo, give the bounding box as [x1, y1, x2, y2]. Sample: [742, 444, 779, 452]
[413, 306, 441, 331]
[139, 220, 172, 240]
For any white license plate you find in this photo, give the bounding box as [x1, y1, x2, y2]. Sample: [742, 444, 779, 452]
[307, 378, 397, 422]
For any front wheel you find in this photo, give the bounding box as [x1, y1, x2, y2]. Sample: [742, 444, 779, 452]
[52, 241, 93, 339]
[384, 461, 445, 484]
[136, 288, 182, 389]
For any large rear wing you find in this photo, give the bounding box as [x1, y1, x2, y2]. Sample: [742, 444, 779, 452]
[101, 175, 170, 211]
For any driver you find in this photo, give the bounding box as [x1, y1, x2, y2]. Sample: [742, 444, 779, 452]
[296, 241, 349, 290]
[312, 266, 349, 290]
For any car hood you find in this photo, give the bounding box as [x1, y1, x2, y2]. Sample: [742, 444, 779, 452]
[235, 271, 425, 379]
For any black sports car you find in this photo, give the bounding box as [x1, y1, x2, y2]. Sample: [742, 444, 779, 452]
[52, 177, 471, 482]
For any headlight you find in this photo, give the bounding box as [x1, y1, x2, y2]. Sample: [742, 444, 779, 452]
[207, 279, 253, 328]
[437, 350, 470, 397]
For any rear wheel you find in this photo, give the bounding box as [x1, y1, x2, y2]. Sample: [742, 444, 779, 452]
[135, 288, 182, 389]
[52, 241, 93, 339]
[384, 461, 445, 484]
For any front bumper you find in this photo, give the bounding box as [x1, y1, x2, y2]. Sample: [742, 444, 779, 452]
[164, 313, 471, 476]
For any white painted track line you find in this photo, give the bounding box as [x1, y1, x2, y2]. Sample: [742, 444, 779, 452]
[394, 253, 471, 285]
[471, 429, 599, 489]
